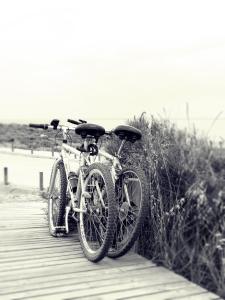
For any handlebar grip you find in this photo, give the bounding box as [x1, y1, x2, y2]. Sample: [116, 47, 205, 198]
[79, 119, 87, 123]
[67, 119, 80, 125]
[29, 123, 49, 130]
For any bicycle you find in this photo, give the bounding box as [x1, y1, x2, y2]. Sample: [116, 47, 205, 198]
[29, 119, 117, 262]
[29, 119, 148, 261]
[97, 125, 149, 258]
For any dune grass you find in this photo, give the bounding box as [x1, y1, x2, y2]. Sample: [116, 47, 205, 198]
[106, 113, 225, 297]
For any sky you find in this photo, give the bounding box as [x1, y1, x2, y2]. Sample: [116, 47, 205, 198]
[0, 0, 225, 140]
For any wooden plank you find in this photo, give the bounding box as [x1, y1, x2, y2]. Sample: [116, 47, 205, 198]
[0, 247, 82, 260]
[0, 239, 79, 247]
[98, 288, 218, 300]
[0, 266, 155, 290]
[0, 252, 84, 265]
[119, 289, 221, 300]
[0, 267, 173, 296]
[0, 241, 82, 252]
[0, 275, 187, 299]
[0, 259, 154, 279]
[7, 281, 192, 300]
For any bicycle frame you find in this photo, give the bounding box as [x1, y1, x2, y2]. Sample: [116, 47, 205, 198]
[48, 127, 102, 233]
[98, 140, 133, 206]
[48, 125, 129, 234]
[98, 140, 126, 180]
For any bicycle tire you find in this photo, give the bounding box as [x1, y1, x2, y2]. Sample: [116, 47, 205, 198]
[48, 161, 67, 237]
[108, 166, 148, 258]
[78, 162, 117, 262]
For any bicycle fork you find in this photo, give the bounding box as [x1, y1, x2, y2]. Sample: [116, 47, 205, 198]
[64, 170, 89, 233]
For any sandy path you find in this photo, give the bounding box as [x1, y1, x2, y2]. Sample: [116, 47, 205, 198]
[0, 151, 54, 189]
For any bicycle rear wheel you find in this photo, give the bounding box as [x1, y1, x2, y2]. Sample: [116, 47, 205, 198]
[78, 163, 117, 262]
[108, 166, 148, 258]
[48, 162, 67, 236]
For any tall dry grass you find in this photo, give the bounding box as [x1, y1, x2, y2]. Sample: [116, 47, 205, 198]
[106, 113, 225, 297]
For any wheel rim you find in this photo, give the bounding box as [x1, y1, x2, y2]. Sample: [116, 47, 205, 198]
[111, 170, 142, 252]
[80, 169, 109, 254]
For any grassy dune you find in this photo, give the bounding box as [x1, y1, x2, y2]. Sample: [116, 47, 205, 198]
[107, 114, 225, 297]
[0, 123, 80, 150]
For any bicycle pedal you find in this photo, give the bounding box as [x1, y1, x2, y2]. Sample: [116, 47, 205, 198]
[82, 191, 91, 199]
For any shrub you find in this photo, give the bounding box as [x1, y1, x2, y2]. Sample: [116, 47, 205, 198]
[106, 113, 225, 297]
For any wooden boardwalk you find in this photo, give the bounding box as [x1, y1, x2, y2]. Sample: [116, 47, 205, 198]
[0, 186, 222, 300]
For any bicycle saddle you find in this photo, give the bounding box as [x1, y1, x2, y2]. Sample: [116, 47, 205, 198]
[75, 123, 105, 138]
[114, 125, 142, 142]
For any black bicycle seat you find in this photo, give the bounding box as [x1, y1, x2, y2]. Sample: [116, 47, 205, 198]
[75, 123, 105, 139]
[114, 125, 142, 142]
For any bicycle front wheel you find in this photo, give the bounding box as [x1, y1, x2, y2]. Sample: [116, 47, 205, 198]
[108, 166, 148, 258]
[78, 163, 117, 262]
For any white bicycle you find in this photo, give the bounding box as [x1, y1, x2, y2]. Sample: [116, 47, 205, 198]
[29, 119, 117, 262]
[29, 118, 148, 261]
[99, 125, 149, 258]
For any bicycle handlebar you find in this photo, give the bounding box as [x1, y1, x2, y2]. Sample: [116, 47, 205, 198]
[29, 120, 114, 137]
[30, 118, 86, 130]
[29, 123, 49, 130]
[67, 119, 80, 125]
[79, 119, 87, 124]
[67, 118, 87, 125]
[29, 123, 76, 132]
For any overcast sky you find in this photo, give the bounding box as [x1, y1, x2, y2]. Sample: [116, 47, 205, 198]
[0, 0, 225, 140]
